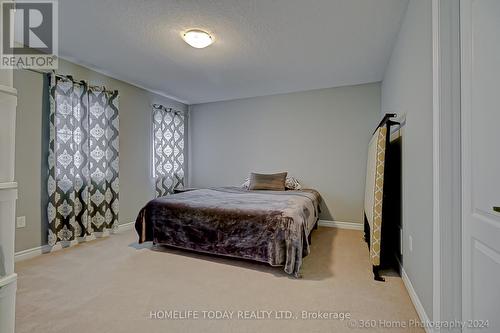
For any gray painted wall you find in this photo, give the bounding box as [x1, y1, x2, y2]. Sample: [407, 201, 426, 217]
[381, 0, 433, 319]
[189, 83, 381, 222]
[14, 59, 186, 252]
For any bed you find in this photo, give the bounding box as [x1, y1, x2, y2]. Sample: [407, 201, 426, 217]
[363, 113, 401, 281]
[135, 187, 321, 277]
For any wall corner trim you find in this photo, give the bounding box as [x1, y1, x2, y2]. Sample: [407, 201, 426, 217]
[431, 0, 442, 322]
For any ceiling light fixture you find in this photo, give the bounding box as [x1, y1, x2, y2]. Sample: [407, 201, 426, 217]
[182, 29, 214, 49]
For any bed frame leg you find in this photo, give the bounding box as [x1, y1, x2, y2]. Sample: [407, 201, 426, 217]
[373, 266, 385, 282]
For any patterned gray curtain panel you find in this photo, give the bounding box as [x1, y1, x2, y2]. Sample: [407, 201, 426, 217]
[152, 106, 185, 197]
[47, 75, 119, 246]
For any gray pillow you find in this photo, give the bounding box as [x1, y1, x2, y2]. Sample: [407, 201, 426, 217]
[248, 172, 288, 191]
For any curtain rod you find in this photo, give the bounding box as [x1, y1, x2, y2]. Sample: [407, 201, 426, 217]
[152, 103, 184, 115]
[23, 68, 117, 93]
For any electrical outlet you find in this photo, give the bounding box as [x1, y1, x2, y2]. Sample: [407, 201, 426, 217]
[16, 216, 26, 228]
[408, 235, 413, 253]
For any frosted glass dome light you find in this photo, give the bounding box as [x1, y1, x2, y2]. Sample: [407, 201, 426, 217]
[182, 29, 214, 49]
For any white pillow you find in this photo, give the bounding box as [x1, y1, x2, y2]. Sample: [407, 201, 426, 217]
[241, 176, 302, 190]
[285, 176, 302, 190]
[241, 178, 250, 188]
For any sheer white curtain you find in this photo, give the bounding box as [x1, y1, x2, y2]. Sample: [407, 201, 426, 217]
[152, 105, 186, 197]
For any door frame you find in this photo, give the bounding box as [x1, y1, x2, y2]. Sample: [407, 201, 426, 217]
[432, 0, 462, 324]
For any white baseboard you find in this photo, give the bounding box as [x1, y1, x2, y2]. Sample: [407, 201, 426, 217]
[318, 220, 363, 230]
[401, 267, 433, 333]
[116, 221, 135, 232]
[14, 245, 50, 262]
[14, 222, 135, 263]
[323, 218, 433, 333]
[0, 273, 17, 288]
[16, 220, 358, 261]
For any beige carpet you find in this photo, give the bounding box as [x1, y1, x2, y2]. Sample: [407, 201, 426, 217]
[15, 227, 423, 332]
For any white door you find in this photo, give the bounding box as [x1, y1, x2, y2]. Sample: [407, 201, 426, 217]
[461, 0, 500, 331]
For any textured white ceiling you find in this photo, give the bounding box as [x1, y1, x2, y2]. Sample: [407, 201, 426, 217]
[59, 0, 408, 104]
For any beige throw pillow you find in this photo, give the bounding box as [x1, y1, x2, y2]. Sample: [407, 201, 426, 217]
[248, 172, 287, 191]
